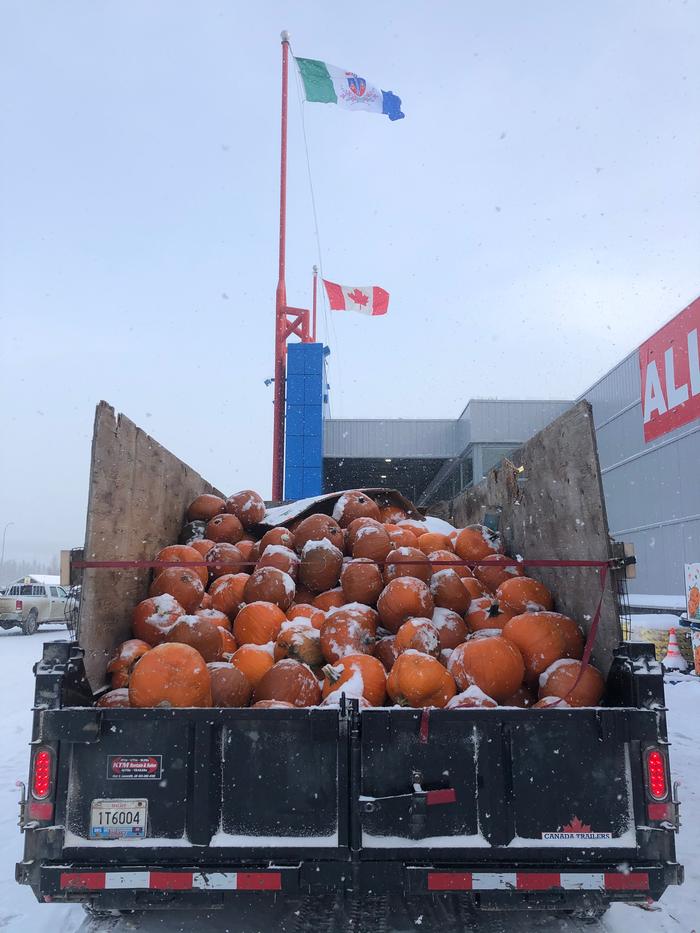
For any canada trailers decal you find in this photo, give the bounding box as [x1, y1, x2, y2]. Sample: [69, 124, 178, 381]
[639, 296, 700, 443]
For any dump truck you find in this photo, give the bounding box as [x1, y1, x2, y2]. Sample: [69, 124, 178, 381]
[15, 400, 683, 929]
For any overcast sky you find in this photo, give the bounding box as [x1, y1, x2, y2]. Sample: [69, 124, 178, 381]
[1, 1, 699, 562]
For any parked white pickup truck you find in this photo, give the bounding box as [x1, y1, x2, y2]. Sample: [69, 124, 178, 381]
[0, 576, 69, 634]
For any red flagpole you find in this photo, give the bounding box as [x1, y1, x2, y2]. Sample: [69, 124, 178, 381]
[272, 31, 290, 501]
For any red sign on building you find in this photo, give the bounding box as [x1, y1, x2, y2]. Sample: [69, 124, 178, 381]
[639, 297, 700, 443]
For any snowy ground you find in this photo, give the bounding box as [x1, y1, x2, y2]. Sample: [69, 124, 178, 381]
[0, 628, 698, 933]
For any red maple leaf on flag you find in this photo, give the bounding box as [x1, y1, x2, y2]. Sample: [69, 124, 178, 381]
[562, 816, 592, 834]
[347, 288, 369, 307]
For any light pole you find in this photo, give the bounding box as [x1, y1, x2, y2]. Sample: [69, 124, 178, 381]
[1, 521, 14, 582]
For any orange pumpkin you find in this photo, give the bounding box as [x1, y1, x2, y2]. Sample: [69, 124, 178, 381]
[533, 696, 571, 709]
[462, 577, 490, 600]
[187, 494, 226, 523]
[430, 569, 471, 615]
[233, 601, 286, 645]
[501, 684, 538, 708]
[189, 538, 216, 559]
[287, 603, 325, 629]
[195, 608, 231, 630]
[497, 576, 554, 614]
[253, 659, 322, 707]
[501, 614, 567, 683]
[332, 491, 381, 528]
[377, 578, 434, 633]
[346, 517, 383, 549]
[129, 643, 212, 708]
[206, 543, 245, 580]
[252, 699, 296, 709]
[205, 513, 245, 545]
[299, 540, 344, 593]
[465, 596, 516, 632]
[293, 514, 344, 554]
[448, 636, 525, 703]
[244, 567, 295, 611]
[235, 539, 257, 565]
[538, 659, 605, 707]
[321, 654, 387, 706]
[208, 572, 249, 620]
[207, 661, 252, 707]
[224, 489, 266, 528]
[340, 558, 384, 606]
[319, 616, 375, 664]
[416, 532, 452, 555]
[165, 615, 224, 663]
[454, 525, 502, 562]
[132, 594, 185, 646]
[538, 611, 585, 659]
[149, 568, 204, 614]
[274, 623, 324, 667]
[107, 639, 151, 688]
[395, 618, 441, 657]
[326, 603, 378, 636]
[474, 553, 525, 593]
[352, 524, 392, 562]
[446, 685, 498, 709]
[386, 652, 456, 708]
[383, 547, 431, 585]
[97, 688, 131, 708]
[431, 608, 468, 650]
[397, 519, 428, 538]
[379, 505, 408, 524]
[260, 526, 296, 553]
[385, 525, 419, 549]
[427, 549, 471, 579]
[218, 627, 238, 659]
[375, 635, 400, 673]
[231, 643, 275, 687]
[154, 544, 208, 587]
[257, 544, 299, 580]
[313, 588, 345, 612]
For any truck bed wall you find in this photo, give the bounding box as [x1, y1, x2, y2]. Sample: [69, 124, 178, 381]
[79, 402, 223, 689]
[431, 400, 621, 673]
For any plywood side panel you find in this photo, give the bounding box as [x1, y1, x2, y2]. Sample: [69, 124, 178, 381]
[80, 402, 222, 689]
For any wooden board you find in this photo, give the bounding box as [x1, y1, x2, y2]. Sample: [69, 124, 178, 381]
[79, 402, 223, 689]
[432, 400, 621, 674]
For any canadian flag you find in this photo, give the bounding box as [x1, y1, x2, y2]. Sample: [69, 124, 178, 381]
[322, 279, 389, 316]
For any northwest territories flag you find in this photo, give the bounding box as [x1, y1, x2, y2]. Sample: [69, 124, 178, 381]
[323, 280, 390, 316]
[295, 57, 404, 121]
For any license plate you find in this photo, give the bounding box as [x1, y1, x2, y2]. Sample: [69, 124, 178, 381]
[90, 798, 148, 840]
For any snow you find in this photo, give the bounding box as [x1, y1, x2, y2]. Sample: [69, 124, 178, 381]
[630, 612, 686, 632]
[422, 515, 456, 534]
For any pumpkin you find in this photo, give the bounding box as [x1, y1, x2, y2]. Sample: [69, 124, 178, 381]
[538, 659, 605, 707]
[346, 517, 383, 550]
[107, 639, 151, 688]
[321, 654, 387, 706]
[462, 577, 490, 600]
[274, 623, 324, 667]
[200, 593, 213, 610]
[231, 643, 275, 687]
[205, 513, 245, 545]
[129, 643, 212, 708]
[395, 618, 441, 657]
[224, 489, 266, 528]
[537, 611, 585, 659]
[257, 544, 299, 580]
[233, 601, 286, 645]
[149, 568, 204, 614]
[430, 569, 472, 615]
[165, 615, 223, 663]
[375, 635, 400, 673]
[466, 596, 516, 632]
[454, 525, 502, 562]
[448, 637, 525, 702]
[427, 549, 470, 579]
[287, 603, 325, 629]
[208, 572, 249, 620]
[218, 627, 238, 659]
[319, 616, 375, 664]
[313, 588, 345, 612]
[332, 491, 380, 527]
[299, 540, 344, 593]
[260, 526, 296, 552]
[385, 525, 419, 549]
[253, 659, 322, 707]
[379, 505, 408, 524]
[383, 547, 431, 585]
[235, 539, 257, 564]
[416, 532, 453, 555]
[377, 578, 434, 633]
[397, 519, 428, 538]
[207, 662, 252, 707]
[195, 608, 231, 630]
[340, 558, 384, 606]
[496, 576, 554, 614]
[446, 685, 498, 709]
[534, 696, 572, 709]
[252, 699, 296, 709]
[189, 538, 216, 559]
[154, 544, 208, 587]
[97, 688, 131, 708]
[292, 584, 317, 606]
[206, 543, 245, 580]
[387, 652, 456, 708]
[132, 594, 185, 646]
[474, 553, 525, 593]
[326, 603, 378, 636]
[186, 494, 226, 523]
[293, 514, 344, 554]
[501, 614, 567, 683]
[352, 524, 392, 562]
[431, 607, 468, 650]
[244, 566, 295, 611]
[501, 684, 538, 708]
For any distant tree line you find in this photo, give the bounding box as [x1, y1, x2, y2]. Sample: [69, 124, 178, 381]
[0, 556, 60, 587]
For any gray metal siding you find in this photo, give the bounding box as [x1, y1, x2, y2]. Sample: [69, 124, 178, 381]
[467, 400, 572, 443]
[323, 419, 460, 458]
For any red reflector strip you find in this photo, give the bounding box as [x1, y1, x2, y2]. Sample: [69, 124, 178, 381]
[426, 788, 457, 806]
[604, 872, 650, 891]
[61, 872, 106, 890]
[648, 802, 674, 821]
[149, 872, 193, 890]
[516, 873, 561, 890]
[428, 872, 472, 891]
[236, 872, 282, 891]
[27, 801, 54, 820]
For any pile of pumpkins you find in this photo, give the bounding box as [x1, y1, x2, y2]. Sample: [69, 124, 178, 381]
[97, 489, 606, 712]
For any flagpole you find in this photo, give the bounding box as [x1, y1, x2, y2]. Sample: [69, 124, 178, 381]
[312, 265, 318, 342]
[272, 30, 290, 501]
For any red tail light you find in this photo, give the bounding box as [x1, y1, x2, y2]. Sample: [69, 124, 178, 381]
[31, 748, 53, 799]
[645, 748, 668, 800]
[16, 599, 23, 610]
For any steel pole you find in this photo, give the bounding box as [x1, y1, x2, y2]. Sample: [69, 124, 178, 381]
[312, 265, 318, 342]
[0, 521, 14, 579]
[271, 32, 290, 501]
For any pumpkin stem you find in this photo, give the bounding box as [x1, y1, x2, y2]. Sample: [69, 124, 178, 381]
[322, 663, 342, 685]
